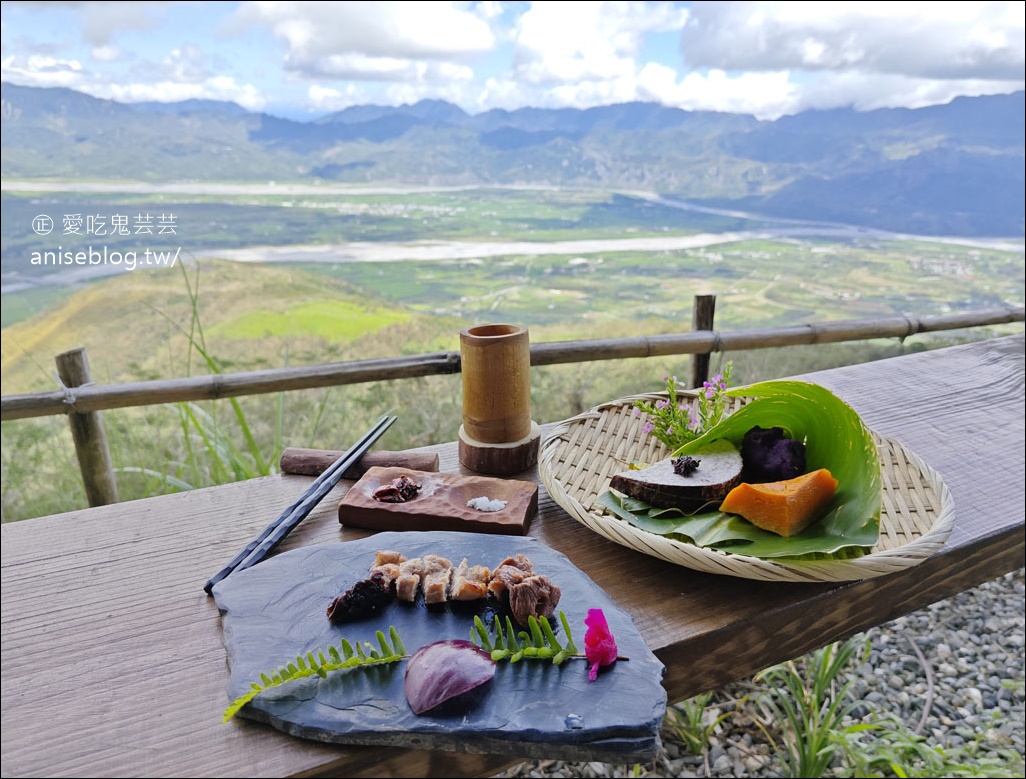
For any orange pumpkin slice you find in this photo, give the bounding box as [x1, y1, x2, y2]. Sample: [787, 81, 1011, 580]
[719, 468, 839, 537]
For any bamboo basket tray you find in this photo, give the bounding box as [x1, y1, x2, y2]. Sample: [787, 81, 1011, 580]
[538, 392, 955, 583]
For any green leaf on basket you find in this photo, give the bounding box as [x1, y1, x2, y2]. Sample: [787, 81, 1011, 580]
[601, 380, 881, 560]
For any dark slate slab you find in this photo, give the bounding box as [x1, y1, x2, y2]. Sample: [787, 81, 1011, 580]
[213, 532, 666, 762]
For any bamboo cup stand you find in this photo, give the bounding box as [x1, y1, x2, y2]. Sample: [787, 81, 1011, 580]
[458, 323, 540, 474]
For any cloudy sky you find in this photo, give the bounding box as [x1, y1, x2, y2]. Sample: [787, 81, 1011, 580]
[1, 1, 1023, 120]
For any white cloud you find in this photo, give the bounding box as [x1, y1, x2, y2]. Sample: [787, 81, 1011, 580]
[783, 70, 1024, 114]
[306, 83, 368, 111]
[1, 48, 266, 109]
[234, 1, 495, 81]
[469, 1, 692, 111]
[510, 1, 688, 85]
[6, 0, 170, 47]
[103, 77, 267, 110]
[3, 0, 1023, 117]
[1, 53, 85, 88]
[162, 44, 208, 83]
[90, 45, 123, 62]
[679, 1, 1025, 81]
[294, 52, 474, 84]
[637, 63, 796, 119]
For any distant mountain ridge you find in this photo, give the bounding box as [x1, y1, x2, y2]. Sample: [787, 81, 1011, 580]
[1, 82, 1023, 236]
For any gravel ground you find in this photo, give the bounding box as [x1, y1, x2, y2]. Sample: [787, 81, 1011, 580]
[497, 568, 1025, 778]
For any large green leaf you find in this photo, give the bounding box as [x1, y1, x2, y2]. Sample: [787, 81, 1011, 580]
[600, 381, 881, 559]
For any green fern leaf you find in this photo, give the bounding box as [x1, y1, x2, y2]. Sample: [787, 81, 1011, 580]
[223, 626, 407, 723]
[470, 611, 584, 668]
[389, 626, 406, 656]
[559, 611, 579, 655]
[528, 616, 545, 646]
[473, 616, 494, 651]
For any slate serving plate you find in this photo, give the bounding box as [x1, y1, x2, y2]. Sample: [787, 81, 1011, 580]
[213, 531, 666, 761]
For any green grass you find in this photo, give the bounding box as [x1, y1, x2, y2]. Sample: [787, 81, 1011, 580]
[210, 300, 409, 341]
[0, 285, 79, 328]
[755, 638, 869, 777]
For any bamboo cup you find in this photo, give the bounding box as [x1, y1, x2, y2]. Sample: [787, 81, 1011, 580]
[460, 323, 532, 443]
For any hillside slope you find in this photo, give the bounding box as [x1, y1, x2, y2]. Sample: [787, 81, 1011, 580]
[0, 261, 456, 394]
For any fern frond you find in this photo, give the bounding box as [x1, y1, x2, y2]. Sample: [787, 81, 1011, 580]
[470, 611, 579, 666]
[223, 627, 406, 722]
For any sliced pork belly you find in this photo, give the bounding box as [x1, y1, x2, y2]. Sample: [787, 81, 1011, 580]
[421, 554, 454, 605]
[448, 558, 491, 601]
[369, 562, 402, 587]
[372, 550, 407, 567]
[395, 557, 424, 602]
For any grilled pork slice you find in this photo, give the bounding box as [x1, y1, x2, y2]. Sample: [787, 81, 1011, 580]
[395, 557, 424, 602]
[487, 554, 534, 596]
[369, 549, 407, 588]
[421, 554, 454, 604]
[448, 558, 491, 601]
[608, 439, 743, 511]
[369, 562, 401, 587]
[372, 550, 407, 567]
[508, 574, 561, 626]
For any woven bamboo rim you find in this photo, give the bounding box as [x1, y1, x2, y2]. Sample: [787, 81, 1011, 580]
[539, 392, 955, 583]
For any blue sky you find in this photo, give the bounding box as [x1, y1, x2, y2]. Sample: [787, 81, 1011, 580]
[2, 1, 1023, 120]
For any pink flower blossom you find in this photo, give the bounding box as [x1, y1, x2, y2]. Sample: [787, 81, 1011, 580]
[584, 608, 618, 681]
[687, 407, 701, 430]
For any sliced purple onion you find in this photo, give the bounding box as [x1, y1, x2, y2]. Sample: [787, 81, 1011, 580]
[404, 639, 496, 716]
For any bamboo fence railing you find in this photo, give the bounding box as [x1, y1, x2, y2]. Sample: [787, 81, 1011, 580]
[2, 299, 1023, 506]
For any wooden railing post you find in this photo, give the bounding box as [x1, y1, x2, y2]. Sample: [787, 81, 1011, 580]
[690, 294, 717, 388]
[55, 348, 119, 507]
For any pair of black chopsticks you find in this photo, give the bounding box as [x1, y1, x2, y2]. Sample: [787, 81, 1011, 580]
[204, 414, 396, 594]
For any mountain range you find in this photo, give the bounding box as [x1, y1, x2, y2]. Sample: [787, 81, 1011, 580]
[2, 83, 1023, 236]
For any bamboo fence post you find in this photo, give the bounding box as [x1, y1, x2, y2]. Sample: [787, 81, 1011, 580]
[55, 348, 119, 507]
[690, 294, 717, 388]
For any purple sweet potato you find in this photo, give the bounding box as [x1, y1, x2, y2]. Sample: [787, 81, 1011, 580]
[741, 426, 806, 482]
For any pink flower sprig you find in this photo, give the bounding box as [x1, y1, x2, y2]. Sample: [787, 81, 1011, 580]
[633, 361, 733, 452]
[584, 608, 619, 681]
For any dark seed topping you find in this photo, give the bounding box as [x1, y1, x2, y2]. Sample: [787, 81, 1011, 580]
[672, 455, 701, 477]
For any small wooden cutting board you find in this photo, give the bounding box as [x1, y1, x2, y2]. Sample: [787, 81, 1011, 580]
[338, 466, 538, 535]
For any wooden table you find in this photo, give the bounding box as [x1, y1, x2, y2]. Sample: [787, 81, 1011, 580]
[2, 335, 1023, 778]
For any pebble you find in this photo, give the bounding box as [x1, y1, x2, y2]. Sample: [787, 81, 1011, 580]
[496, 569, 1024, 778]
